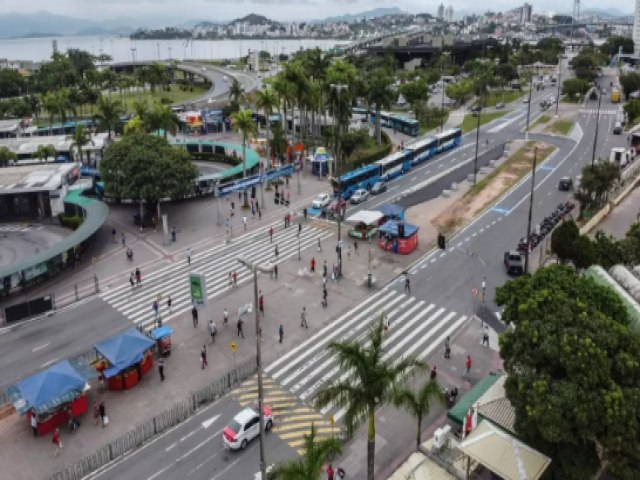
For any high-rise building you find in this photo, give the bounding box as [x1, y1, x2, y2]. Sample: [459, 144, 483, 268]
[445, 5, 455, 21]
[437, 3, 445, 19]
[522, 3, 532, 22]
[634, 0, 640, 53]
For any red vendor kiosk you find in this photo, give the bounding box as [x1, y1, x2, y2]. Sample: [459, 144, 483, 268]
[379, 221, 419, 255]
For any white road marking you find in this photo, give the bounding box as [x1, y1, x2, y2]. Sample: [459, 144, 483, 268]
[201, 414, 221, 429]
[32, 342, 50, 352]
[41, 357, 58, 368]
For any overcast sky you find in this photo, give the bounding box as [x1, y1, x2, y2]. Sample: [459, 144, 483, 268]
[1, 0, 633, 22]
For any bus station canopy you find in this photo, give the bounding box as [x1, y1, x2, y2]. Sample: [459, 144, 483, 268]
[94, 328, 155, 379]
[346, 210, 384, 225]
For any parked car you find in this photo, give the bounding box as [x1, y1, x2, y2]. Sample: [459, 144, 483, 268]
[613, 122, 622, 135]
[311, 193, 332, 209]
[223, 406, 273, 450]
[495, 102, 505, 109]
[558, 177, 573, 191]
[370, 181, 387, 195]
[350, 189, 369, 204]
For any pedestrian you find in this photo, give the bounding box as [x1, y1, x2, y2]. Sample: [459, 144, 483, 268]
[228, 272, 233, 286]
[273, 264, 278, 280]
[223, 308, 228, 326]
[259, 291, 264, 315]
[323, 260, 328, 278]
[322, 286, 328, 308]
[383, 313, 389, 335]
[317, 238, 322, 252]
[171, 225, 176, 242]
[303, 207, 307, 219]
[135, 268, 141, 287]
[191, 305, 198, 328]
[158, 357, 165, 381]
[153, 300, 159, 320]
[93, 401, 99, 426]
[126, 247, 133, 262]
[187, 248, 192, 265]
[121, 232, 126, 246]
[430, 365, 437, 381]
[310, 257, 316, 275]
[167, 295, 172, 313]
[332, 264, 338, 282]
[232, 271, 238, 286]
[278, 324, 284, 343]
[30, 411, 38, 437]
[129, 272, 135, 289]
[111, 228, 116, 244]
[258, 207, 262, 219]
[237, 317, 245, 338]
[243, 215, 247, 230]
[322, 275, 327, 288]
[444, 336, 451, 359]
[201, 346, 208, 369]
[463, 355, 472, 378]
[53, 428, 62, 456]
[283, 215, 288, 229]
[209, 319, 217, 343]
[298, 223, 302, 235]
[238, 190, 242, 201]
[353, 241, 358, 254]
[404, 275, 411, 294]
[275, 244, 279, 257]
[327, 464, 334, 480]
[269, 226, 273, 243]
[99, 401, 106, 427]
[300, 306, 308, 328]
[482, 326, 490, 347]
[252, 205, 256, 218]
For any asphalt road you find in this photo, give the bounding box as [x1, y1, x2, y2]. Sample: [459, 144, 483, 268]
[178, 63, 261, 108]
[83, 395, 297, 480]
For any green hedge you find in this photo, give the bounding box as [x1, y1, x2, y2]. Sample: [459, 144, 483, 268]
[57, 214, 84, 230]
[349, 131, 393, 169]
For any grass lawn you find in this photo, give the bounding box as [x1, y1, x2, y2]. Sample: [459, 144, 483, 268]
[481, 90, 525, 107]
[460, 110, 507, 134]
[105, 86, 210, 113]
[531, 114, 552, 129]
[419, 111, 449, 135]
[545, 119, 573, 135]
[344, 135, 390, 170]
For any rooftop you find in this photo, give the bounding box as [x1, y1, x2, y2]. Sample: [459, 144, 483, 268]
[0, 163, 78, 195]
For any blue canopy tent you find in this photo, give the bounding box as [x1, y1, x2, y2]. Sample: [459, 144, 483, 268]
[94, 328, 155, 379]
[8, 360, 88, 415]
[379, 221, 420, 254]
[379, 221, 418, 238]
[377, 203, 405, 222]
[311, 147, 332, 176]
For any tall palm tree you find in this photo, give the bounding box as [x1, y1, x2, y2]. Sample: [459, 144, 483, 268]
[392, 380, 445, 450]
[272, 74, 294, 142]
[269, 123, 287, 163]
[148, 102, 179, 139]
[54, 88, 71, 128]
[269, 423, 342, 480]
[231, 108, 258, 207]
[69, 124, 93, 165]
[228, 77, 245, 109]
[132, 99, 150, 128]
[95, 96, 124, 138]
[284, 62, 308, 144]
[124, 116, 146, 136]
[67, 86, 83, 122]
[366, 68, 395, 148]
[315, 317, 425, 480]
[306, 79, 323, 154]
[255, 87, 278, 165]
[40, 92, 58, 135]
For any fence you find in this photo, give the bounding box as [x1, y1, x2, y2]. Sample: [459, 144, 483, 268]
[48, 356, 257, 480]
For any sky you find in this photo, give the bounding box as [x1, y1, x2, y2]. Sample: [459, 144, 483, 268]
[0, 0, 634, 23]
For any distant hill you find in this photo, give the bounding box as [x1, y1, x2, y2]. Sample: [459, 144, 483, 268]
[310, 7, 405, 24]
[229, 14, 278, 26]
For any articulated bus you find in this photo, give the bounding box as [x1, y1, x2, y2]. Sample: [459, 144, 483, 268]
[434, 128, 462, 153]
[331, 164, 381, 199]
[371, 111, 420, 137]
[376, 151, 412, 181]
[405, 137, 437, 166]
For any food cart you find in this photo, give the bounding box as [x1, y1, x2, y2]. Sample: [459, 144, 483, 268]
[346, 210, 385, 240]
[150, 325, 174, 357]
[379, 221, 419, 254]
[6, 360, 91, 436]
[94, 328, 155, 391]
[310, 147, 332, 176]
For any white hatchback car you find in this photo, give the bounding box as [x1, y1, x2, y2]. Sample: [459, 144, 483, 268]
[223, 406, 274, 450]
[350, 188, 369, 204]
[311, 193, 332, 209]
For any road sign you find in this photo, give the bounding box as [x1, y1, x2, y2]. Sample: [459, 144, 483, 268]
[189, 273, 207, 305]
[329, 415, 335, 426]
[472, 288, 478, 296]
[229, 341, 237, 353]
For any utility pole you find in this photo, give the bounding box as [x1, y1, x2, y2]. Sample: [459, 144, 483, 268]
[524, 147, 538, 275]
[440, 42, 446, 132]
[591, 86, 602, 166]
[555, 55, 563, 117]
[330, 83, 348, 277]
[473, 104, 481, 185]
[524, 66, 533, 141]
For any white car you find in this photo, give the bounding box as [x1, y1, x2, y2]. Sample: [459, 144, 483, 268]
[311, 193, 332, 209]
[350, 188, 368, 204]
[223, 406, 273, 450]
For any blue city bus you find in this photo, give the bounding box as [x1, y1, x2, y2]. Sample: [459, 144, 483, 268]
[405, 137, 437, 166]
[434, 128, 462, 153]
[375, 150, 411, 181]
[371, 111, 420, 137]
[332, 164, 381, 199]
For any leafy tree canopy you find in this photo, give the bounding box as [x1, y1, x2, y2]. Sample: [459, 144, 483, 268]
[600, 36, 634, 57]
[0, 69, 26, 98]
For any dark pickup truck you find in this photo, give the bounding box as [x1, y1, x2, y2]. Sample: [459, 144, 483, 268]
[504, 251, 524, 275]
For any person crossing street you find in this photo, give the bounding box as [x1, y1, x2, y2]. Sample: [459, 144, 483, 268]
[404, 275, 411, 294]
[191, 306, 198, 328]
[300, 306, 308, 328]
[237, 317, 245, 338]
[258, 291, 264, 316]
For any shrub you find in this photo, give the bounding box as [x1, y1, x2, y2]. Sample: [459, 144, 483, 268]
[57, 214, 84, 230]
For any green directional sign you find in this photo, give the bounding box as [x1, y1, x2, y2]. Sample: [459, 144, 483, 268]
[189, 273, 207, 305]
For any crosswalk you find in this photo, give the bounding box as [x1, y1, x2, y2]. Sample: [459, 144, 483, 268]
[0, 224, 44, 232]
[579, 108, 620, 115]
[263, 289, 470, 426]
[100, 224, 334, 330]
[231, 376, 336, 455]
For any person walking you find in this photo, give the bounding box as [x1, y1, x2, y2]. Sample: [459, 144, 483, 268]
[93, 401, 99, 426]
[300, 306, 308, 328]
[430, 365, 437, 381]
[191, 306, 199, 328]
[298, 223, 302, 236]
[269, 226, 273, 243]
[322, 286, 328, 308]
[273, 264, 278, 280]
[171, 225, 176, 242]
[201, 346, 208, 369]
[258, 291, 264, 316]
[482, 326, 490, 347]
[152, 300, 159, 321]
[323, 260, 328, 278]
[53, 428, 62, 456]
[444, 336, 451, 359]
[167, 295, 172, 313]
[317, 238, 322, 252]
[237, 317, 245, 338]
[383, 313, 390, 335]
[303, 207, 307, 219]
[135, 268, 141, 287]
[326, 464, 334, 480]
[187, 248, 192, 265]
[310, 257, 316, 275]
[283, 215, 288, 229]
[274, 244, 279, 257]
[111, 228, 117, 244]
[126, 247, 133, 262]
[223, 308, 228, 326]
[278, 324, 284, 343]
[209, 320, 217, 343]
[30, 412, 38, 437]
[463, 355, 472, 379]
[404, 275, 411, 294]
[99, 401, 106, 427]
[158, 357, 165, 381]
[243, 216, 247, 230]
[232, 271, 238, 286]
[129, 272, 135, 289]
[121, 232, 126, 247]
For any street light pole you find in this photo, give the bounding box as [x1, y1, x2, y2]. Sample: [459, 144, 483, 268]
[524, 67, 533, 141]
[555, 55, 563, 117]
[591, 87, 602, 166]
[440, 47, 446, 132]
[473, 105, 481, 185]
[524, 147, 538, 275]
[331, 83, 348, 278]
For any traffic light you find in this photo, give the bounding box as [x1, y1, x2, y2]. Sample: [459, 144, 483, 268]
[437, 233, 446, 250]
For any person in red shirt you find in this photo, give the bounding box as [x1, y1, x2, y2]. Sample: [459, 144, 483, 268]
[310, 257, 316, 274]
[259, 291, 264, 316]
[52, 428, 62, 456]
[326, 464, 334, 480]
[463, 355, 472, 378]
[269, 226, 273, 243]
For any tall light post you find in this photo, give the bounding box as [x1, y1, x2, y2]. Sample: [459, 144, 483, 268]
[236, 258, 271, 480]
[330, 83, 348, 277]
[591, 86, 602, 166]
[524, 66, 534, 141]
[440, 50, 449, 131]
[473, 104, 482, 185]
[524, 147, 538, 275]
[555, 55, 563, 117]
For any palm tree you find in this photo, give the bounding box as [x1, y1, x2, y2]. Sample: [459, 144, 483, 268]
[95, 96, 124, 138]
[255, 87, 278, 165]
[367, 69, 395, 148]
[147, 63, 168, 93]
[284, 62, 308, 144]
[67, 86, 83, 122]
[228, 77, 245, 109]
[315, 317, 425, 480]
[34, 144, 57, 164]
[306, 79, 323, 154]
[231, 108, 258, 207]
[269, 123, 287, 163]
[55, 88, 71, 127]
[124, 116, 146, 136]
[132, 99, 150, 122]
[148, 102, 179, 139]
[269, 423, 342, 480]
[69, 124, 93, 165]
[272, 74, 294, 142]
[392, 380, 445, 450]
[40, 92, 58, 135]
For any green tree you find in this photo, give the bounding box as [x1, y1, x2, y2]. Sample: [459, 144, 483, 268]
[228, 77, 245, 109]
[269, 123, 287, 160]
[624, 99, 640, 123]
[39, 92, 59, 134]
[268, 423, 342, 480]
[34, 144, 57, 163]
[284, 61, 308, 143]
[132, 99, 150, 124]
[496, 265, 640, 480]
[100, 132, 198, 222]
[0, 69, 26, 98]
[574, 161, 620, 212]
[600, 36, 634, 56]
[392, 379, 444, 449]
[621, 222, 640, 265]
[95, 96, 124, 137]
[315, 317, 425, 480]
[619, 73, 640, 99]
[124, 116, 146, 136]
[231, 108, 258, 179]
[0, 146, 18, 167]
[147, 102, 179, 139]
[255, 87, 278, 163]
[69, 124, 93, 165]
[550, 220, 580, 263]
[571, 234, 596, 271]
[445, 79, 473, 105]
[592, 230, 627, 269]
[367, 68, 396, 148]
[562, 78, 591, 99]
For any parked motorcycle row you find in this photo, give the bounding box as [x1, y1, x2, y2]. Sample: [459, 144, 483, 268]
[517, 201, 575, 252]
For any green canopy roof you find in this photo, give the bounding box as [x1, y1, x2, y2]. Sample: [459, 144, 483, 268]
[447, 373, 501, 424]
